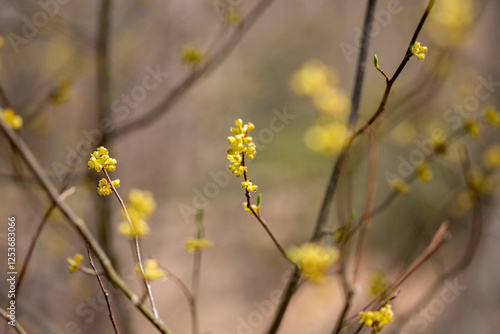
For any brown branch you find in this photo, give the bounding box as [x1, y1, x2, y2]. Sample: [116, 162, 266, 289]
[86, 243, 120, 334]
[0, 307, 28, 334]
[0, 122, 173, 334]
[111, 0, 276, 140]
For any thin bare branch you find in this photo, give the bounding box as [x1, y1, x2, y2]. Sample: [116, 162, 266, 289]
[0, 307, 28, 334]
[86, 243, 120, 334]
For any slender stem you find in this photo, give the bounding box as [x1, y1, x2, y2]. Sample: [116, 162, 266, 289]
[103, 170, 160, 320]
[0, 123, 172, 333]
[86, 243, 120, 334]
[112, 0, 276, 140]
[0, 308, 28, 334]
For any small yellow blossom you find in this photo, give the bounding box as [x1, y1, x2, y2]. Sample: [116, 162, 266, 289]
[134, 259, 165, 281]
[369, 271, 388, 297]
[96, 178, 120, 196]
[432, 137, 447, 155]
[484, 106, 500, 127]
[416, 163, 432, 182]
[289, 60, 338, 97]
[359, 303, 394, 333]
[50, 76, 72, 105]
[243, 202, 260, 215]
[181, 45, 204, 65]
[87, 146, 117, 172]
[304, 122, 348, 155]
[389, 178, 411, 194]
[287, 243, 338, 282]
[118, 189, 155, 238]
[67, 253, 84, 274]
[226, 10, 241, 25]
[483, 145, 500, 170]
[0, 108, 23, 130]
[184, 238, 213, 253]
[241, 180, 258, 192]
[411, 41, 428, 60]
[463, 119, 481, 138]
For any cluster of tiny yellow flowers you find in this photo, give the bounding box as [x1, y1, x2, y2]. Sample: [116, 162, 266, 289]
[428, 0, 475, 45]
[287, 243, 339, 282]
[227, 119, 258, 190]
[411, 41, 428, 60]
[359, 303, 394, 333]
[118, 189, 156, 239]
[243, 202, 260, 214]
[67, 254, 84, 274]
[483, 145, 500, 170]
[485, 106, 500, 127]
[50, 76, 72, 105]
[97, 178, 121, 196]
[134, 259, 165, 281]
[389, 178, 411, 194]
[184, 238, 213, 253]
[0, 108, 23, 130]
[226, 10, 241, 25]
[289, 60, 350, 155]
[181, 45, 204, 65]
[463, 119, 481, 138]
[87, 147, 120, 196]
[417, 163, 432, 182]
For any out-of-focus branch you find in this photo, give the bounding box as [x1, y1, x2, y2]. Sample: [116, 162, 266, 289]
[111, 0, 276, 140]
[0, 122, 173, 334]
[0, 307, 28, 334]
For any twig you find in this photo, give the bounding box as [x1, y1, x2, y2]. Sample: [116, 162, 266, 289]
[0, 307, 28, 334]
[349, 0, 379, 126]
[112, 0, 277, 140]
[86, 243, 120, 334]
[103, 170, 160, 320]
[0, 122, 173, 334]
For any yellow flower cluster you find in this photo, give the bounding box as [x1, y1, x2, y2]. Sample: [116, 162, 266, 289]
[287, 243, 338, 282]
[181, 45, 204, 65]
[241, 180, 258, 192]
[134, 259, 165, 281]
[243, 202, 260, 214]
[411, 41, 428, 60]
[290, 60, 350, 154]
[67, 253, 84, 274]
[227, 119, 256, 177]
[359, 303, 394, 333]
[485, 106, 500, 127]
[416, 163, 432, 182]
[0, 108, 23, 130]
[463, 119, 481, 138]
[88, 146, 117, 172]
[184, 238, 213, 253]
[118, 189, 156, 239]
[389, 178, 411, 194]
[97, 178, 120, 196]
[50, 76, 72, 105]
[88, 147, 120, 196]
[483, 145, 500, 170]
[428, 0, 475, 45]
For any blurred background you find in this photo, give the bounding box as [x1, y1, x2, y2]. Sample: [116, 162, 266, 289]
[1, 0, 500, 333]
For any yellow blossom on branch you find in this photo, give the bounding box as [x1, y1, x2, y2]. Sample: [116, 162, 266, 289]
[181, 45, 204, 65]
[97, 178, 120, 196]
[389, 178, 411, 194]
[184, 238, 213, 253]
[0, 108, 23, 130]
[134, 259, 165, 281]
[484, 106, 500, 127]
[411, 41, 428, 60]
[287, 243, 338, 282]
[118, 189, 155, 239]
[483, 145, 500, 170]
[87, 146, 117, 172]
[359, 303, 394, 333]
[227, 119, 257, 177]
[67, 253, 84, 274]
